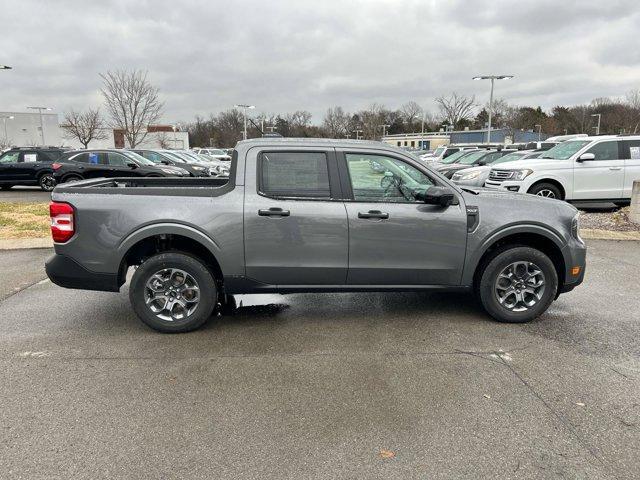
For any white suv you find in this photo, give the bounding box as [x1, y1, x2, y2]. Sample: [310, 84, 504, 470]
[484, 135, 640, 204]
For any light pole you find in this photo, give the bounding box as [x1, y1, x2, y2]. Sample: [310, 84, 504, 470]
[378, 124, 390, 139]
[171, 123, 181, 149]
[591, 113, 601, 135]
[472, 75, 514, 143]
[534, 124, 542, 141]
[27, 106, 52, 145]
[1, 115, 14, 147]
[234, 104, 255, 140]
[353, 129, 363, 140]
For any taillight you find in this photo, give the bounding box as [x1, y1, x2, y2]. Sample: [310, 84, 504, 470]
[50, 202, 75, 243]
[52, 162, 62, 170]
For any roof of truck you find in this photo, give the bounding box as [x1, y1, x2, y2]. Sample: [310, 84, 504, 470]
[235, 137, 407, 154]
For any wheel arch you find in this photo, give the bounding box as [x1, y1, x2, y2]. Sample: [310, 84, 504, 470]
[465, 226, 567, 294]
[116, 224, 224, 289]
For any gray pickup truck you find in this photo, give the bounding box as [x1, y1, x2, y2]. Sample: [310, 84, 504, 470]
[46, 138, 586, 332]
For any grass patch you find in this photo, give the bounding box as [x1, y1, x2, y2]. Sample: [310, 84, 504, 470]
[0, 202, 50, 239]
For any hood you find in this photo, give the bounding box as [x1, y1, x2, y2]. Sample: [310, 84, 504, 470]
[452, 165, 491, 176]
[461, 186, 577, 212]
[436, 163, 474, 172]
[490, 158, 567, 171]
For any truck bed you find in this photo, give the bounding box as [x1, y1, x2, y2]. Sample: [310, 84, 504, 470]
[52, 176, 231, 197]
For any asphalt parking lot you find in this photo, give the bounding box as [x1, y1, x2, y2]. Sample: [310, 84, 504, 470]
[0, 239, 638, 479]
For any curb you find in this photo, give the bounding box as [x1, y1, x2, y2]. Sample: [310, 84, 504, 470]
[580, 229, 640, 241]
[0, 238, 53, 250]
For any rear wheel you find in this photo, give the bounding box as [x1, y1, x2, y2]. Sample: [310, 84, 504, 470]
[528, 182, 562, 199]
[614, 201, 630, 207]
[63, 174, 83, 183]
[38, 173, 56, 192]
[0, 185, 12, 190]
[130, 252, 217, 333]
[477, 246, 558, 323]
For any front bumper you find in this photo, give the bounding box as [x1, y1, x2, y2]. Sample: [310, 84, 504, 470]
[559, 239, 587, 293]
[484, 180, 523, 192]
[45, 254, 121, 292]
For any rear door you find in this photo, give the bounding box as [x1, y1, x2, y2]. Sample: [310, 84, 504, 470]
[0, 150, 21, 181]
[243, 147, 348, 285]
[339, 150, 467, 285]
[621, 140, 640, 199]
[573, 140, 624, 199]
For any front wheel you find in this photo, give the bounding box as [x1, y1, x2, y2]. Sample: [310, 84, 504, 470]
[130, 252, 218, 333]
[0, 185, 13, 190]
[528, 182, 562, 199]
[39, 173, 56, 192]
[477, 246, 558, 323]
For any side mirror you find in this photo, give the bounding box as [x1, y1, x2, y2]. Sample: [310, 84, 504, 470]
[415, 186, 456, 207]
[126, 161, 138, 169]
[161, 160, 171, 165]
[478, 160, 487, 166]
[577, 153, 595, 162]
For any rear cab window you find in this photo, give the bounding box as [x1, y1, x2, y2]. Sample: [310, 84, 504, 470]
[258, 152, 331, 199]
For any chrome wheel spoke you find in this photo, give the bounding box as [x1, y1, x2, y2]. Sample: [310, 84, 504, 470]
[144, 268, 200, 322]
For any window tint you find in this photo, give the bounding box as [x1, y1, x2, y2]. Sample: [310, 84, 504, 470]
[346, 153, 434, 203]
[260, 152, 330, 198]
[585, 141, 620, 161]
[622, 140, 640, 160]
[0, 151, 20, 164]
[107, 152, 128, 166]
[70, 152, 90, 163]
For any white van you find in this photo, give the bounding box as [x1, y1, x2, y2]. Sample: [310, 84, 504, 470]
[484, 135, 640, 204]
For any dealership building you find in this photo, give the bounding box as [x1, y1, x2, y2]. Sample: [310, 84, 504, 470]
[0, 111, 189, 150]
[382, 128, 548, 149]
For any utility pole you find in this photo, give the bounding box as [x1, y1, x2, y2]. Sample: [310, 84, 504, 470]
[473, 75, 514, 143]
[378, 124, 390, 139]
[353, 129, 363, 140]
[591, 113, 601, 135]
[234, 104, 255, 140]
[535, 124, 542, 141]
[27, 106, 51, 145]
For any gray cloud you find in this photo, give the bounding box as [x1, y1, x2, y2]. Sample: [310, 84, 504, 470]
[1, 0, 640, 125]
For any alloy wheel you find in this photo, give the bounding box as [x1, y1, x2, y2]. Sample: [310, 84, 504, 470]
[40, 174, 56, 192]
[494, 261, 546, 312]
[535, 189, 556, 198]
[144, 268, 200, 321]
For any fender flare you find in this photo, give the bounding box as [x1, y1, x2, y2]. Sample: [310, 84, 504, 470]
[461, 223, 567, 286]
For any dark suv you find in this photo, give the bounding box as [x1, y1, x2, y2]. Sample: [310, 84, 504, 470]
[0, 147, 66, 191]
[53, 149, 189, 183]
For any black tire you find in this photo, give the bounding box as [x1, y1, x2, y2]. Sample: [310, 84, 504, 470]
[130, 252, 217, 333]
[477, 246, 558, 323]
[528, 182, 562, 200]
[0, 185, 13, 190]
[63, 174, 83, 184]
[38, 173, 56, 192]
[614, 201, 630, 207]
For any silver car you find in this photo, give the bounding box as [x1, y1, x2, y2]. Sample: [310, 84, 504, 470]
[452, 150, 544, 187]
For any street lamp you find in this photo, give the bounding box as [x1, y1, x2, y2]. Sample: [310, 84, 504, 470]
[234, 104, 255, 140]
[591, 113, 601, 136]
[1, 115, 14, 147]
[534, 124, 542, 142]
[378, 124, 390, 138]
[472, 75, 514, 143]
[353, 129, 363, 140]
[27, 106, 52, 145]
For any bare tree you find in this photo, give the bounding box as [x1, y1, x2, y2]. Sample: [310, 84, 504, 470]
[61, 108, 108, 148]
[400, 101, 423, 128]
[435, 92, 477, 128]
[322, 106, 351, 138]
[100, 70, 163, 148]
[156, 132, 171, 149]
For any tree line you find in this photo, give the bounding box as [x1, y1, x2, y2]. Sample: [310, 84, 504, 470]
[61, 69, 640, 148]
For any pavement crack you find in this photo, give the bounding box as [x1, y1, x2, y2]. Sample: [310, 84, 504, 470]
[0, 276, 49, 302]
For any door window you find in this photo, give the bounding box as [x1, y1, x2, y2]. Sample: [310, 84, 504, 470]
[259, 152, 330, 198]
[584, 141, 620, 160]
[107, 152, 128, 166]
[346, 153, 434, 203]
[0, 151, 20, 164]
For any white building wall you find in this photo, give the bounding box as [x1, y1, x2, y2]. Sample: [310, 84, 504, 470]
[0, 111, 62, 147]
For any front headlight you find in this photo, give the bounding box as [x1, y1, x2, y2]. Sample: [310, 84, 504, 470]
[512, 169, 533, 181]
[192, 166, 205, 171]
[571, 213, 584, 244]
[460, 170, 481, 180]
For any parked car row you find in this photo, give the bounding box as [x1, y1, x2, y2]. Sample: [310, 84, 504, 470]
[426, 134, 640, 203]
[0, 147, 231, 192]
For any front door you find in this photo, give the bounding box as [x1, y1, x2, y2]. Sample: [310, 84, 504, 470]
[243, 148, 348, 285]
[340, 151, 468, 286]
[0, 150, 21, 181]
[573, 140, 624, 199]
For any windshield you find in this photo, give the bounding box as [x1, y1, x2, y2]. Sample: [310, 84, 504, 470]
[162, 151, 188, 163]
[440, 149, 476, 164]
[432, 146, 446, 156]
[494, 151, 527, 164]
[540, 140, 591, 160]
[458, 151, 490, 165]
[207, 149, 226, 155]
[122, 150, 155, 166]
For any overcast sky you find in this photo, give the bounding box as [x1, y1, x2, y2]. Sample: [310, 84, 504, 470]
[2, 0, 640, 125]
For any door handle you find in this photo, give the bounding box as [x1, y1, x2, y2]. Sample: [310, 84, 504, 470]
[609, 167, 622, 171]
[258, 207, 290, 217]
[358, 210, 389, 219]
